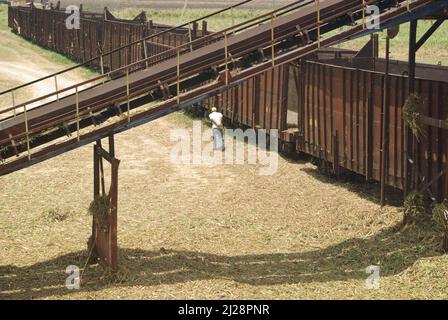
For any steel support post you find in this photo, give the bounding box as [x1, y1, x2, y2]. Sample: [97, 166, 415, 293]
[91, 136, 120, 272]
[404, 19, 418, 196]
[380, 35, 391, 207]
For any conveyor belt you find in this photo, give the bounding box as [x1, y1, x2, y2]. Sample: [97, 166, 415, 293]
[0, 0, 443, 175]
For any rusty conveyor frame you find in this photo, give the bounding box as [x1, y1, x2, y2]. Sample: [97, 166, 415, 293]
[0, 0, 255, 97]
[0, 0, 438, 172]
[1, 0, 446, 271]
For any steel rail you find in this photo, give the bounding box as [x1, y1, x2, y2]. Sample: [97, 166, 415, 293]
[0, 0, 256, 97]
[0, 1, 434, 154]
[0, 0, 421, 145]
[0, 0, 433, 176]
[0, 0, 315, 119]
[0, 0, 360, 125]
[0, 0, 377, 117]
[0, 0, 416, 143]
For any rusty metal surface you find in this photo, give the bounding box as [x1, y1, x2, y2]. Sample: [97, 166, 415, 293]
[1, 1, 447, 271]
[208, 43, 372, 147]
[206, 64, 289, 131]
[7, 4, 200, 70]
[289, 58, 448, 200]
[92, 140, 119, 271]
[317, 57, 448, 82]
[0, 0, 442, 177]
[0, 0, 338, 141]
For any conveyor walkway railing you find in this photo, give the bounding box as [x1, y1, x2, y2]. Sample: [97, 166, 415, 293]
[0, 0, 257, 104]
[0, 0, 444, 176]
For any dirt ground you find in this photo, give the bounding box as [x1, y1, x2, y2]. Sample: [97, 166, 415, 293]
[0, 61, 86, 115]
[1, 108, 448, 299]
[1, 4, 448, 300]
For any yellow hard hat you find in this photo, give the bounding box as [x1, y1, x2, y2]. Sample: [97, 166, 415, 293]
[211, 107, 217, 112]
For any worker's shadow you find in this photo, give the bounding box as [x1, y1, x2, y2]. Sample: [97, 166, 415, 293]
[0, 220, 442, 299]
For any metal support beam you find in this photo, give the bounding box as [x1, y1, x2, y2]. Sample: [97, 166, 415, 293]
[177, 49, 181, 104]
[126, 68, 131, 122]
[224, 31, 229, 85]
[75, 86, 80, 142]
[404, 19, 418, 196]
[24, 105, 31, 161]
[91, 135, 120, 272]
[380, 35, 391, 207]
[143, 40, 149, 69]
[415, 19, 444, 51]
[11, 90, 16, 117]
[108, 134, 115, 158]
[271, 13, 276, 67]
[316, 0, 321, 48]
[54, 75, 59, 101]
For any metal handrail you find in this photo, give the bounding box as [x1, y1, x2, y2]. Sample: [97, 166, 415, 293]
[0, 0, 316, 116]
[0, 0, 256, 97]
[0, 0, 429, 159]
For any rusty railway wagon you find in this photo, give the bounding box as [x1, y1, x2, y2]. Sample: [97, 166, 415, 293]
[2, 0, 446, 270]
[7, 3, 207, 72]
[295, 57, 448, 201]
[207, 53, 448, 202]
[4, 1, 447, 202]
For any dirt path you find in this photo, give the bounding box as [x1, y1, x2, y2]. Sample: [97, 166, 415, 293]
[0, 61, 85, 113]
[1, 105, 447, 299]
[0, 62, 85, 117]
[0, 8, 447, 299]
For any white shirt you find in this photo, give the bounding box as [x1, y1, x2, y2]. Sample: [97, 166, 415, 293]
[209, 112, 223, 129]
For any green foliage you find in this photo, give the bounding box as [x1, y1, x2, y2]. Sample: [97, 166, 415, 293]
[431, 202, 448, 253]
[432, 202, 448, 232]
[113, 8, 267, 31]
[0, 5, 7, 31]
[404, 190, 426, 224]
[403, 94, 424, 140]
[89, 194, 111, 226]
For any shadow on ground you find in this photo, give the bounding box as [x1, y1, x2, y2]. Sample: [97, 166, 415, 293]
[0, 220, 442, 299]
[300, 166, 404, 207]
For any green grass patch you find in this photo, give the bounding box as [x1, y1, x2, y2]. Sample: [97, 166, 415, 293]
[0, 4, 95, 78]
[113, 8, 267, 31]
[335, 21, 448, 65]
[111, 7, 448, 66]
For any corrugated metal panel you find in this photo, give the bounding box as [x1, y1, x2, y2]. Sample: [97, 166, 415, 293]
[8, 5, 194, 72]
[205, 65, 288, 131]
[294, 60, 448, 199]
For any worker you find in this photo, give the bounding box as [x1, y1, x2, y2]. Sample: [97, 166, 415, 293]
[209, 106, 225, 151]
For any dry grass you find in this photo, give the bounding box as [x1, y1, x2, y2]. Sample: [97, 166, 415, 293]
[403, 94, 424, 140]
[1, 112, 448, 300]
[432, 203, 448, 253]
[403, 190, 426, 225]
[1, 3, 448, 300]
[433, 203, 448, 232]
[89, 195, 111, 228]
[0, 4, 95, 111]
